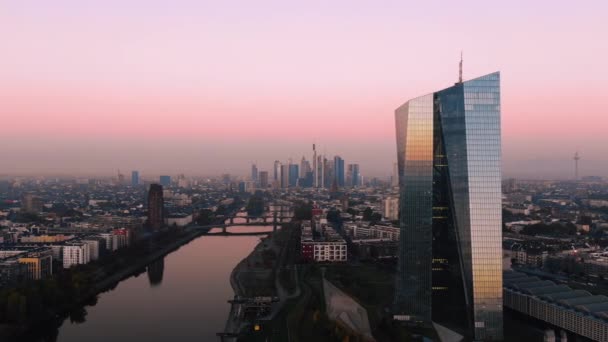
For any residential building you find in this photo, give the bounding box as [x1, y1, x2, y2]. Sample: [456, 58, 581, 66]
[301, 219, 347, 263]
[62, 242, 91, 268]
[18, 249, 53, 280]
[383, 197, 399, 221]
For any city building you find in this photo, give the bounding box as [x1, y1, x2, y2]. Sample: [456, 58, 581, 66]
[504, 271, 608, 341]
[288, 164, 299, 187]
[345, 222, 400, 241]
[259, 171, 269, 188]
[20, 234, 73, 243]
[251, 163, 258, 184]
[394, 72, 503, 340]
[159, 175, 171, 187]
[280, 164, 289, 189]
[131, 170, 139, 186]
[301, 219, 347, 263]
[346, 164, 360, 187]
[312, 144, 318, 188]
[392, 162, 399, 187]
[147, 184, 165, 230]
[316, 155, 324, 188]
[273, 160, 281, 182]
[62, 242, 91, 268]
[111, 228, 131, 250]
[334, 156, 345, 187]
[0, 259, 26, 287]
[21, 193, 43, 213]
[82, 237, 105, 260]
[382, 197, 399, 221]
[18, 249, 53, 280]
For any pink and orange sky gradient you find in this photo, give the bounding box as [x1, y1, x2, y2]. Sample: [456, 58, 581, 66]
[2, 0, 607, 179]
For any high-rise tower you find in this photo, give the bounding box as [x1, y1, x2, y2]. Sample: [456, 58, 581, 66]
[313, 144, 317, 188]
[334, 156, 345, 188]
[131, 170, 139, 186]
[147, 184, 164, 231]
[394, 72, 503, 340]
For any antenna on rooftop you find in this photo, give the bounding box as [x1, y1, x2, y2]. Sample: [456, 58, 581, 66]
[459, 51, 463, 83]
[574, 151, 581, 181]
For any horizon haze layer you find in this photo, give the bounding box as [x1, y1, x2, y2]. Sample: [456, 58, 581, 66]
[2, 1, 607, 179]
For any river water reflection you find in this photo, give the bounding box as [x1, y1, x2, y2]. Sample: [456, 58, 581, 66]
[51, 225, 270, 342]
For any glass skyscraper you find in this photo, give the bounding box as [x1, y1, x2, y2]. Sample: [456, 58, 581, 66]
[334, 156, 345, 187]
[394, 72, 502, 340]
[131, 170, 139, 186]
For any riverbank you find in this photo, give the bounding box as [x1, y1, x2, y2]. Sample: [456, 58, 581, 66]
[1, 227, 209, 341]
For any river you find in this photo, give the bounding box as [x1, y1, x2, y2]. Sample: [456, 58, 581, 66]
[45, 222, 273, 342]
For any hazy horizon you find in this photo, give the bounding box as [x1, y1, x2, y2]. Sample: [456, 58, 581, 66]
[2, 1, 607, 180]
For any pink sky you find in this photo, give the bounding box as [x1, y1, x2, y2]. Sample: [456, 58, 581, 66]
[1, 1, 607, 178]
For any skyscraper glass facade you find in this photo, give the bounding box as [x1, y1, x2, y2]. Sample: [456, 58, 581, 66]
[394, 72, 502, 340]
[131, 171, 139, 186]
[288, 164, 299, 187]
[334, 156, 345, 187]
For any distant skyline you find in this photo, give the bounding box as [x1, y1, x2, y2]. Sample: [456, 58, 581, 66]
[2, 1, 607, 179]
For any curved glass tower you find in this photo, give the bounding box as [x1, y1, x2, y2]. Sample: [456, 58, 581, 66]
[394, 72, 503, 341]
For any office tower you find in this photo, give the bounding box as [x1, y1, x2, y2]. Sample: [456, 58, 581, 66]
[259, 171, 269, 188]
[280, 164, 289, 189]
[316, 155, 324, 188]
[346, 164, 360, 187]
[117, 170, 125, 184]
[131, 171, 139, 186]
[273, 160, 281, 182]
[334, 156, 345, 187]
[159, 175, 171, 187]
[251, 163, 258, 183]
[313, 144, 317, 187]
[147, 184, 165, 231]
[300, 156, 311, 178]
[392, 162, 399, 187]
[394, 72, 502, 340]
[323, 157, 333, 188]
[288, 164, 299, 187]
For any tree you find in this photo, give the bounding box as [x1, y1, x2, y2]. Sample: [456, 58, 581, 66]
[371, 212, 382, 223]
[327, 209, 341, 223]
[216, 204, 228, 216]
[294, 201, 313, 220]
[362, 207, 373, 221]
[246, 193, 265, 216]
[196, 209, 215, 225]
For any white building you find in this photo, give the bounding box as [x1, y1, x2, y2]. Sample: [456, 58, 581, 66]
[383, 197, 399, 221]
[301, 219, 347, 262]
[99, 233, 113, 250]
[62, 242, 90, 268]
[82, 238, 101, 261]
[344, 222, 400, 242]
[167, 214, 192, 227]
[312, 241, 347, 262]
